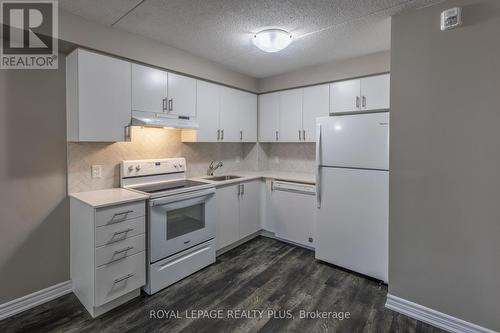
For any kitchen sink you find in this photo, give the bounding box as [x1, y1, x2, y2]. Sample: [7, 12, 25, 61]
[203, 175, 241, 181]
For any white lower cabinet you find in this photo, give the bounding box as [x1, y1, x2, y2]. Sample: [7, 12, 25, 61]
[215, 180, 262, 250]
[271, 181, 317, 248]
[70, 198, 146, 317]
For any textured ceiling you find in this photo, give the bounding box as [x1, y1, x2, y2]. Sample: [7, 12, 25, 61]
[60, 0, 443, 78]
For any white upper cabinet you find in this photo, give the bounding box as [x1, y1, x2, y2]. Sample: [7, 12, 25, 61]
[360, 74, 390, 111]
[330, 78, 361, 114]
[131, 65, 196, 118]
[220, 87, 243, 142]
[330, 74, 390, 114]
[195, 80, 221, 142]
[131, 64, 167, 114]
[167, 72, 196, 118]
[239, 91, 258, 142]
[258, 92, 280, 142]
[66, 49, 131, 142]
[279, 88, 303, 142]
[183, 83, 257, 143]
[302, 84, 329, 142]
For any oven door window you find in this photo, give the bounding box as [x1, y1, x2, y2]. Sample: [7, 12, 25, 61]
[166, 203, 205, 240]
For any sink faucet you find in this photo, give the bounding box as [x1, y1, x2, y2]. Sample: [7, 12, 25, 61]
[207, 160, 223, 176]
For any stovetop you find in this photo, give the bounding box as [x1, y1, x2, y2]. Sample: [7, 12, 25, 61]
[131, 179, 209, 194]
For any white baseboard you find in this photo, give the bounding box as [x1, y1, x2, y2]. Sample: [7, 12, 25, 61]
[385, 294, 497, 333]
[0, 280, 72, 321]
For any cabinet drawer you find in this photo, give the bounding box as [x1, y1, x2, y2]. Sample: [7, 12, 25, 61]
[95, 251, 145, 307]
[95, 234, 146, 267]
[95, 201, 145, 227]
[95, 216, 145, 247]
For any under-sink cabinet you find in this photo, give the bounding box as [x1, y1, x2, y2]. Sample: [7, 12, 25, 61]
[70, 198, 147, 317]
[215, 180, 261, 250]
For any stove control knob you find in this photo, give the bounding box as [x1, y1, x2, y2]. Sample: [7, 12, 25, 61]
[174, 164, 179, 169]
[135, 165, 141, 171]
[128, 165, 134, 172]
[178, 163, 184, 169]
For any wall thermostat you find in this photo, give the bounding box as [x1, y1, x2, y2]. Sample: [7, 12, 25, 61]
[441, 7, 462, 31]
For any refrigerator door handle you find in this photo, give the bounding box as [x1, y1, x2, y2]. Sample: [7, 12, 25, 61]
[315, 123, 322, 208]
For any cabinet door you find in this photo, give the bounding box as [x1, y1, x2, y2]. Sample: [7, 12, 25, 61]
[279, 88, 303, 142]
[195, 80, 221, 142]
[215, 185, 240, 250]
[258, 93, 280, 142]
[131, 64, 167, 113]
[302, 84, 329, 142]
[330, 79, 361, 114]
[77, 50, 131, 142]
[239, 181, 261, 238]
[167, 72, 196, 118]
[360, 74, 390, 111]
[273, 189, 316, 248]
[219, 87, 242, 142]
[239, 91, 257, 142]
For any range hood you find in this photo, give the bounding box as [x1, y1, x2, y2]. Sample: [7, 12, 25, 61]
[131, 111, 199, 129]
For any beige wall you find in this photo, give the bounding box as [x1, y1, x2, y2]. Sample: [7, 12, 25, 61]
[257, 50, 390, 93]
[389, 0, 500, 331]
[59, 9, 258, 92]
[0, 56, 69, 303]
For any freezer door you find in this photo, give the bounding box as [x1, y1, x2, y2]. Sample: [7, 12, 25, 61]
[317, 113, 389, 170]
[315, 167, 388, 282]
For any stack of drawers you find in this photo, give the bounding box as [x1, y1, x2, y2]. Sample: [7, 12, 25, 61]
[94, 201, 146, 307]
[70, 195, 147, 317]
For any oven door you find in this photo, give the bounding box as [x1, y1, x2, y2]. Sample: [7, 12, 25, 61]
[149, 188, 215, 262]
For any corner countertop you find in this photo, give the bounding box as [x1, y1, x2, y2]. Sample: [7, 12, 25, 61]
[69, 188, 150, 208]
[191, 170, 316, 187]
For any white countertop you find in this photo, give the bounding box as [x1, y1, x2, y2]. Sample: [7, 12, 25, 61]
[192, 170, 316, 187]
[70, 188, 150, 208]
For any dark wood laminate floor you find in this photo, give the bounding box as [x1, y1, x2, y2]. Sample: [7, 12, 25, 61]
[0, 237, 445, 333]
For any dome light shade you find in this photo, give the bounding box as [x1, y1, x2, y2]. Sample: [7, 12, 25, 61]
[252, 29, 293, 53]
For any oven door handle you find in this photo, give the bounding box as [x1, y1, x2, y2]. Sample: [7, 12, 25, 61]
[150, 188, 215, 207]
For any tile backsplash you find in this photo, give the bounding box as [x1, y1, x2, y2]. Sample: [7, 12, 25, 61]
[67, 127, 315, 193]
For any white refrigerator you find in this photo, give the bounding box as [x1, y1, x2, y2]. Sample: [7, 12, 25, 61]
[315, 112, 389, 282]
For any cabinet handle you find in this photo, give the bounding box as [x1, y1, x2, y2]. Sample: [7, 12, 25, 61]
[114, 273, 134, 284]
[240, 130, 243, 141]
[241, 184, 245, 195]
[221, 129, 224, 141]
[162, 98, 167, 112]
[299, 130, 302, 141]
[303, 130, 306, 141]
[362, 96, 366, 108]
[112, 228, 133, 239]
[114, 246, 134, 255]
[276, 130, 279, 141]
[217, 129, 220, 141]
[237, 184, 241, 196]
[168, 98, 173, 112]
[108, 209, 133, 225]
[356, 96, 360, 109]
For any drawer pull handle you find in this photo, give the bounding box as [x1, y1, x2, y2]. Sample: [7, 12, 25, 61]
[108, 210, 134, 224]
[113, 228, 133, 236]
[114, 246, 134, 255]
[114, 273, 134, 284]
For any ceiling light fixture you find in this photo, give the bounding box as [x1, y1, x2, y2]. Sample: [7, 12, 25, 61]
[252, 29, 293, 53]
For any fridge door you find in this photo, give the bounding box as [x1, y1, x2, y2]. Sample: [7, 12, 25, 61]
[317, 113, 389, 170]
[315, 167, 388, 282]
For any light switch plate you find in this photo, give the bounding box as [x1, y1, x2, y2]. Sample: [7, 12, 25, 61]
[91, 165, 103, 178]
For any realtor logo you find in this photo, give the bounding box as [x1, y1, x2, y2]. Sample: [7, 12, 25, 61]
[1, 0, 58, 69]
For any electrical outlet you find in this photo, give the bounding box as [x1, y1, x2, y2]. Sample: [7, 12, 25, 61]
[91, 165, 103, 179]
